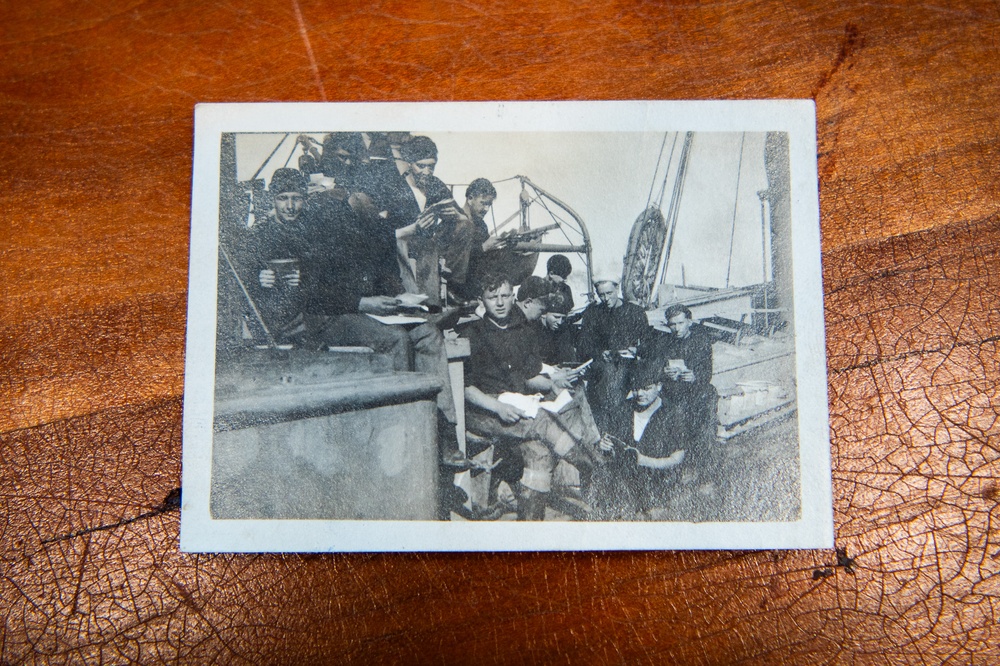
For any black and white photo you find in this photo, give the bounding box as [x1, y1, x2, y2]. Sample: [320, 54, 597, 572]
[181, 101, 832, 552]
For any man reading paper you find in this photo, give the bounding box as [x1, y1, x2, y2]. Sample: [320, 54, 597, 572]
[460, 274, 601, 520]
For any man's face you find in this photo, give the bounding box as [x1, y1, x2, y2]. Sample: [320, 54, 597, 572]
[274, 192, 305, 223]
[408, 158, 437, 189]
[519, 298, 546, 322]
[668, 313, 693, 339]
[467, 194, 495, 220]
[635, 383, 662, 409]
[596, 282, 621, 308]
[541, 311, 565, 331]
[481, 282, 514, 321]
[548, 273, 565, 285]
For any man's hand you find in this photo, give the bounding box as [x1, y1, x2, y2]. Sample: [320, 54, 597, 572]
[494, 402, 525, 424]
[259, 269, 276, 288]
[664, 365, 682, 381]
[482, 236, 506, 252]
[550, 369, 578, 391]
[358, 296, 401, 315]
[679, 369, 695, 383]
[415, 209, 437, 231]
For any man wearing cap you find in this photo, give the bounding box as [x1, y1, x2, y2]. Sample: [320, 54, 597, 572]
[461, 273, 600, 520]
[595, 362, 688, 518]
[366, 135, 475, 306]
[577, 278, 652, 431]
[545, 255, 575, 314]
[219, 167, 310, 349]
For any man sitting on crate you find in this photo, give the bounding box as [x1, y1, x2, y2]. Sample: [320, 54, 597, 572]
[461, 273, 601, 520]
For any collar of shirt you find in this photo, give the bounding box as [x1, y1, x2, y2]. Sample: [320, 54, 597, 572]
[633, 396, 663, 442]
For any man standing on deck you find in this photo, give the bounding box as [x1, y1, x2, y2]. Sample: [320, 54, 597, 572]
[453, 177, 503, 301]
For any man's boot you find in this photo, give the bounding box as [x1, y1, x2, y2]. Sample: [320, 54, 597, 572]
[516, 485, 548, 521]
[438, 415, 473, 471]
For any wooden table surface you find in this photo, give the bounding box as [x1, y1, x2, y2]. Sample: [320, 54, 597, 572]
[3, 1, 998, 663]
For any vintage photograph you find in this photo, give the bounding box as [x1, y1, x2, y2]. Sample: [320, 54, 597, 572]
[182, 102, 832, 552]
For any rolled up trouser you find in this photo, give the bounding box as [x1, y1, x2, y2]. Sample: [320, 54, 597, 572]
[466, 408, 584, 493]
[518, 439, 555, 493]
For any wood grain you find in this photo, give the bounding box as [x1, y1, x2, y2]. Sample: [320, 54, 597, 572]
[2, 1, 998, 662]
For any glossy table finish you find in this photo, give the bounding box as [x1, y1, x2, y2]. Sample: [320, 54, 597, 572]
[2, 1, 998, 662]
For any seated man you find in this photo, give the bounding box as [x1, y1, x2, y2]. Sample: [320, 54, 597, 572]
[515, 275, 553, 323]
[545, 254, 575, 314]
[369, 135, 474, 306]
[577, 278, 652, 431]
[596, 362, 687, 519]
[645, 304, 719, 447]
[290, 170, 469, 470]
[538, 287, 578, 365]
[219, 168, 310, 350]
[461, 274, 601, 520]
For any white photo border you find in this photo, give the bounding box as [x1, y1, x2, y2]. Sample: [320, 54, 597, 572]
[181, 100, 832, 552]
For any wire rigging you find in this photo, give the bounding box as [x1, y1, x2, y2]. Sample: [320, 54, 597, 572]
[251, 134, 291, 182]
[644, 133, 670, 213]
[282, 138, 299, 168]
[655, 132, 680, 210]
[724, 132, 748, 288]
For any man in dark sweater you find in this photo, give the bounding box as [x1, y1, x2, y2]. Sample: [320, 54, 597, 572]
[538, 282, 578, 365]
[295, 172, 467, 469]
[545, 254, 575, 313]
[595, 362, 688, 519]
[454, 177, 500, 301]
[219, 168, 310, 350]
[577, 278, 652, 432]
[647, 304, 719, 447]
[364, 136, 474, 306]
[461, 274, 600, 520]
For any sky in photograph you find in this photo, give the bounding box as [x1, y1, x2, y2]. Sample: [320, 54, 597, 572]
[235, 131, 772, 304]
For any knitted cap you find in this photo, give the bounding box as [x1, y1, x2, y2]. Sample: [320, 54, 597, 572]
[269, 168, 307, 195]
[400, 136, 438, 163]
[546, 254, 572, 279]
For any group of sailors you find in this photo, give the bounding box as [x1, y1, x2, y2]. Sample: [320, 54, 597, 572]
[220, 132, 719, 521]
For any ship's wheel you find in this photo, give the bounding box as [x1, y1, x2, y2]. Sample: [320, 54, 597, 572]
[622, 207, 667, 306]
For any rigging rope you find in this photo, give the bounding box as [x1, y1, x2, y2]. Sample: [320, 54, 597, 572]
[659, 132, 695, 288]
[282, 138, 299, 168]
[655, 132, 680, 210]
[724, 132, 748, 288]
[220, 245, 277, 347]
[644, 133, 669, 213]
[251, 134, 291, 182]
